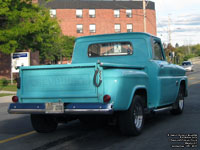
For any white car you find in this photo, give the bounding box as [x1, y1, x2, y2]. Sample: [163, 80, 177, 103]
[182, 61, 194, 72]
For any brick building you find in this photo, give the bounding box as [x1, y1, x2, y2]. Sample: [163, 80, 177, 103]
[39, 0, 157, 37]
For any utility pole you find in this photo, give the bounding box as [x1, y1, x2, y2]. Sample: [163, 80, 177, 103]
[168, 15, 172, 44]
[187, 39, 191, 54]
[143, 0, 146, 33]
[168, 15, 174, 62]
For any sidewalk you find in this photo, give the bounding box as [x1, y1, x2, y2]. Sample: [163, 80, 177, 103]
[0, 91, 16, 94]
[0, 91, 16, 103]
[0, 95, 13, 103]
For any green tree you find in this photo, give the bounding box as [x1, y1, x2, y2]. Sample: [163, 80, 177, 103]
[191, 44, 200, 56]
[60, 36, 75, 59]
[173, 44, 200, 63]
[0, 0, 75, 63]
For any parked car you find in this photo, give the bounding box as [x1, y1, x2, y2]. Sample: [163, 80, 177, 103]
[182, 61, 194, 72]
[8, 32, 188, 136]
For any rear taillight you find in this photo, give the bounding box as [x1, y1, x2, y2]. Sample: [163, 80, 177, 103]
[103, 95, 111, 103]
[12, 96, 18, 103]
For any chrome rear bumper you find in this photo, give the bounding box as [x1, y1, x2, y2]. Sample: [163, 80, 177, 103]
[8, 103, 113, 115]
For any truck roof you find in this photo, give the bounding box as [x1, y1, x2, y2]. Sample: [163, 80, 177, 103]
[75, 32, 159, 43]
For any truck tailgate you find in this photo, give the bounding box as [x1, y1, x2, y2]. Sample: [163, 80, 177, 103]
[19, 63, 100, 103]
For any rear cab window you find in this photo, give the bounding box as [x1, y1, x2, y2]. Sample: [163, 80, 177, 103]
[88, 42, 133, 57]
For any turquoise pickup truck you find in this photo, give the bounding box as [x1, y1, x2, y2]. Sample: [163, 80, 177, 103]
[8, 32, 188, 136]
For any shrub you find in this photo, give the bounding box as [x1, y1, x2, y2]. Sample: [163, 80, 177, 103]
[2, 78, 9, 86]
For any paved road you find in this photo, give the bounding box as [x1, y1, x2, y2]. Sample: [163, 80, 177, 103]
[0, 64, 200, 150]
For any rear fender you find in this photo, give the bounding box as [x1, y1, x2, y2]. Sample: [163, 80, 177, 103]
[127, 86, 147, 110]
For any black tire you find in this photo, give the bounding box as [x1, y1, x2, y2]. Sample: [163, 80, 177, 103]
[170, 86, 184, 115]
[31, 114, 58, 133]
[118, 95, 144, 136]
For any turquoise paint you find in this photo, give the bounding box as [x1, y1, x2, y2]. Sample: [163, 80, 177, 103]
[17, 32, 187, 111]
[102, 69, 148, 110]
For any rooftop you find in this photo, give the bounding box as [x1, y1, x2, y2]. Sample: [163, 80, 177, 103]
[39, 0, 155, 10]
[75, 32, 158, 42]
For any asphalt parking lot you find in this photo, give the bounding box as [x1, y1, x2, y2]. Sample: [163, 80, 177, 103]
[0, 63, 200, 150]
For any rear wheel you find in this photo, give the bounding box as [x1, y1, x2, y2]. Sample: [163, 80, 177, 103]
[171, 87, 184, 115]
[118, 95, 144, 136]
[31, 114, 58, 133]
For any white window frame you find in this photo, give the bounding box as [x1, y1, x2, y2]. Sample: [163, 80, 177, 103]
[50, 9, 56, 18]
[126, 9, 132, 18]
[76, 9, 83, 18]
[77, 24, 83, 33]
[89, 9, 96, 18]
[115, 24, 121, 33]
[89, 24, 96, 33]
[114, 9, 120, 18]
[127, 24, 133, 32]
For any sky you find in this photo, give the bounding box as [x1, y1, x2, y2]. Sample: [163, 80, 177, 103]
[151, 0, 200, 46]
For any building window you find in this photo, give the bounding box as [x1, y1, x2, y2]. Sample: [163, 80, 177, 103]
[50, 9, 56, 18]
[127, 24, 133, 32]
[89, 24, 96, 33]
[114, 9, 120, 18]
[126, 9, 132, 18]
[115, 24, 121, 33]
[89, 9, 95, 18]
[76, 9, 83, 18]
[77, 24, 83, 33]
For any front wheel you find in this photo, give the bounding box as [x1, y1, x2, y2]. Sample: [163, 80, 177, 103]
[31, 114, 58, 133]
[118, 95, 144, 136]
[170, 87, 184, 115]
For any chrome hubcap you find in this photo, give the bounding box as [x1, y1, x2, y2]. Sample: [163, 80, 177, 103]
[179, 99, 184, 110]
[133, 104, 143, 129]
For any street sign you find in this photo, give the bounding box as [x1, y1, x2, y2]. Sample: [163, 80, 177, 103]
[11, 52, 30, 73]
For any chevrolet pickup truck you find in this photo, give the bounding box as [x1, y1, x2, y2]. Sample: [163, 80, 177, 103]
[8, 32, 188, 136]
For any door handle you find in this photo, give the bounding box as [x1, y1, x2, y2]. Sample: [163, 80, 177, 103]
[176, 81, 179, 86]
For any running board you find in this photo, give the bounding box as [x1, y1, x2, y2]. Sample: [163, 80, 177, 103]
[153, 106, 173, 112]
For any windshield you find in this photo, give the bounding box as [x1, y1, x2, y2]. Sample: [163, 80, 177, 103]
[182, 62, 192, 65]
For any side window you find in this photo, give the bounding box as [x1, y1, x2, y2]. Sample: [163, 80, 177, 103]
[152, 41, 164, 60]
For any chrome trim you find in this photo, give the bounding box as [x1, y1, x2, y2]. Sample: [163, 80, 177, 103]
[8, 109, 45, 114]
[8, 108, 113, 115]
[153, 106, 172, 112]
[64, 108, 113, 114]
